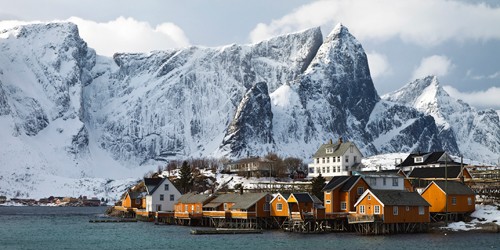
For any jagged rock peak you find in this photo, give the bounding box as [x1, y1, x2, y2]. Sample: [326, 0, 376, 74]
[383, 75, 450, 105]
[218, 81, 275, 157]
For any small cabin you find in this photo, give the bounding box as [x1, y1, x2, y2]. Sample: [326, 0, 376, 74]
[420, 181, 475, 214]
[322, 175, 370, 216]
[175, 193, 216, 220]
[351, 189, 430, 224]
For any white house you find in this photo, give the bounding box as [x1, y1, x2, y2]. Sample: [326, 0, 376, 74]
[307, 138, 363, 179]
[144, 177, 182, 212]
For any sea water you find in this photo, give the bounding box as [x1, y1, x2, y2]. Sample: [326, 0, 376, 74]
[0, 206, 499, 250]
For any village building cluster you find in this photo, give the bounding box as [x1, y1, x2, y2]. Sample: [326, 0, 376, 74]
[114, 138, 478, 234]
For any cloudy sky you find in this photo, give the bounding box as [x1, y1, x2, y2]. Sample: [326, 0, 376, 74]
[1, 0, 499, 110]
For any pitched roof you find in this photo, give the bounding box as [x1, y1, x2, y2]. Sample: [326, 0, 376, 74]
[144, 178, 164, 194]
[176, 192, 214, 204]
[291, 193, 314, 203]
[360, 189, 430, 207]
[428, 181, 475, 195]
[322, 176, 363, 192]
[313, 141, 359, 158]
[356, 170, 402, 177]
[204, 193, 269, 210]
[322, 176, 350, 191]
[408, 166, 463, 179]
[397, 152, 459, 167]
[127, 191, 145, 199]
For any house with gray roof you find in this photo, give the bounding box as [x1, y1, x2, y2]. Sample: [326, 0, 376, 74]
[144, 177, 182, 212]
[420, 180, 475, 214]
[307, 138, 363, 179]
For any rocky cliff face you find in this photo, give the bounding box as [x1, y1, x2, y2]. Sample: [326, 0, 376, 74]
[0, 22, 498, 199]
[383, 76, 500, 163]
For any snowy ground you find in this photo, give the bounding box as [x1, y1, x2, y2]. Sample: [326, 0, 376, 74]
[443, 203, 500, 231]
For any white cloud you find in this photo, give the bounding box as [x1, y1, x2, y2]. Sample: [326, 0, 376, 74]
[412, 55, 454, 80]
[249, 0, 500, 46]
[443, 86, 500, 110]
[0, 17, 190, 56]
[67, 17, 189, 56]
[366, 51, 392, 79]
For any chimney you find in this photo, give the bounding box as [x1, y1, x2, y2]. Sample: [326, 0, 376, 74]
[338, 137, 343, 144]
[328, 139, 333, 144]
[239, 185, 243, 195]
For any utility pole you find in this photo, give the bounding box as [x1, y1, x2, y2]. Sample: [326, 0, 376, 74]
[445, 152, 448, 226]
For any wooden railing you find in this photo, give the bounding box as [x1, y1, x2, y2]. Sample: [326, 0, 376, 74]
[230, 211, 257, 219]
[175, 211, 204, 218]
[203, 211, 228, 218]
[347, 214, 382, 224]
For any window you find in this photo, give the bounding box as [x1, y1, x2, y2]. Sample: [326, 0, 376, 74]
[326, 167, 330, 173]
[468, 197, 472, 206]
[333, 166, 336, 173]
[341, 202, 347, 210]
[309, 167, 314, 173]
[326, 200, 331, 204]
[350, 145, 354, 153]
[406, 206, 410, 211]
[277, 203, 283, 211]
[393, 206, 398, 215]
[263, 203, 270, 211]
[316, 158, 320, 164]
[370, 178, 376, 186]
[359, 205, 365, 214]
[368, 195, 371, 200]
[354, 156, 357, 163]
[345, 156, 349, 163]
[357, 187, 364, 195]
[191, 205, 194, 211]
[224, 203, 228, 210]
[159, 194, 164, 201]
[337, 166, 341, 172]
[383, 178, 386, 186]
[333, 157, 336, 163]
[266, 195, 271, 202]
[170, 194, 175, 201]
[317, 167, 320, 173]
[322, 167, 325, 173]
[164, 184, 169, 191]
[392, 178, 399, 186]
[337, 156, 340, 162]
[452, 197, 457, 205]
[326, 148, 334, 154]
[419, 206, 425, 215]
[135, 198, 140, 205]
[414, 157, 423, 163]
[185, 205, 188, 211]
[327, 157, 330, 163]
[374, 205, 380, 214]
[278, 196, 281, 201]
[322, 158, 325, 163]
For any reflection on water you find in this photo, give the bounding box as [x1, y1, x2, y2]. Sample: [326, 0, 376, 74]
[0, 206, 498, 250]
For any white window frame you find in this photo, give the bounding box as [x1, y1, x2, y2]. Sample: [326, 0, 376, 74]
[277, 203, 283, 211]
[326, 148, 333, 154]
[326, 200, 331, 204]
[224, 203, 228, 210]
[414, 157, 423, 163]
[374, 205, 380, 214]
[393, 206, 398, 215]
[368, 195, 371, 200]
[341, 201, 347, 210]
[359, 205, 365, 214]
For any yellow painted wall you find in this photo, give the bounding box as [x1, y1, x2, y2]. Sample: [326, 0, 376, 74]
[421, 183, 475, 213]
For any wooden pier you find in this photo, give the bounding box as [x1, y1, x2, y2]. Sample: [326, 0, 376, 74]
[190, 228, 263, 235]
[89, 219, 137, 223]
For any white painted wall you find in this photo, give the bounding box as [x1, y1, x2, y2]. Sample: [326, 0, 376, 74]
[145, 179, 182, 212]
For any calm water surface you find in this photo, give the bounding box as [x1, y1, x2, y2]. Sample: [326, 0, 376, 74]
[0, 206, 499, 250]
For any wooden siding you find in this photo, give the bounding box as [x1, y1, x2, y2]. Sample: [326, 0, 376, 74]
[174, 202, 204, 218]
[355, 193, 430, 224]
[348, 178, 369, 212]
[270, 197, 289, 217]
[421, 183, 475, 213]
[404, 179, 414, 192]
[122, 193, 142, 209]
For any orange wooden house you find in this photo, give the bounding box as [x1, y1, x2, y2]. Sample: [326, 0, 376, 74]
[270, 193, 291, 217]
[351, 189, 430, 224]
[420, 180, 475, 214]
[122, 191, 146, 209]
[322, 175, 370, 217]
[174, 192, 216, 221]
[202, 192, 272, 220]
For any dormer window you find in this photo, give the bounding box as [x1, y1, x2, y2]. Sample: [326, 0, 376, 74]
[414, 157, 423, 163]
[326, 148, 334, 154]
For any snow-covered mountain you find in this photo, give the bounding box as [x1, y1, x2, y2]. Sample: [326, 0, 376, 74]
[383, 76, 500, 163]
[0, 22, 498, 198]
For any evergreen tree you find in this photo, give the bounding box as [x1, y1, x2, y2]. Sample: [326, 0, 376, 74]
[177, 161, 193, 193]
[311, 174, 326, 201]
